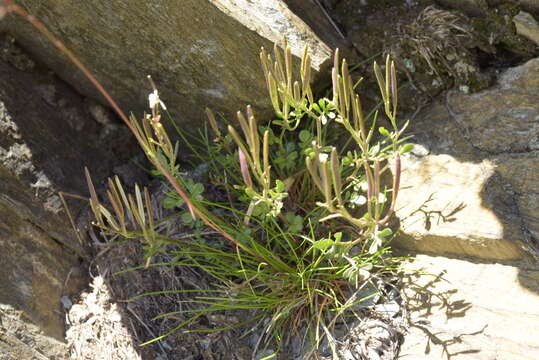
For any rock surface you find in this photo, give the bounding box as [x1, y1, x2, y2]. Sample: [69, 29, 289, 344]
[399, 254, 539, 359]
[394, 57, 539, 260]
[0, 0, 333, 126]
[514, 10, 539, 46]
[0, 34, 138, 358]
[520, 0, 539, 16]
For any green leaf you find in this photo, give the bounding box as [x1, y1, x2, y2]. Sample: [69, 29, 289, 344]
[275, 180, 285, 192]
[288, 151, 298, 161]
[311, 238, 334, 252]
[400, 143, 414, 154]
[378, 126, 390, 137]
[299, 130, 312, 143]
[181, 211, 194, 224]
[285, 142, 296, 152]
[245, 187, 257, 198]
[163, 196, 180, 209]
[378, 228, 393, 238]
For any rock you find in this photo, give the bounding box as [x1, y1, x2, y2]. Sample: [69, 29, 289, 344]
[399, 254, 539, 359]
[0, 0, 333, 126]
[437, 0, 539, 18]
[0, 304, 69, 359]
[514, 11, 539, 46]
[394, 57, 539, 260]
[520, 0, 539, 17]
[281, 0, 353, 53]
[0, 34, 138, 357]
[326, 1, 537, 115]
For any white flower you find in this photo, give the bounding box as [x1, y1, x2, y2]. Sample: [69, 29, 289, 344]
[318, 153, 328, 163]
[148, 90, 167, 110]
[321, 114, 328, 125]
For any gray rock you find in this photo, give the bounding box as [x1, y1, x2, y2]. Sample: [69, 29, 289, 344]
[0, 34, 138, 358]
[0, 0, 333, 127]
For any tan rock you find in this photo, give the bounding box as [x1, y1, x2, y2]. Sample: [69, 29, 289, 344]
[399, 254, 539, 359]
[514, 11, 539, 46]
[394, 57, 539, 260]
[394, 154, 528, 260]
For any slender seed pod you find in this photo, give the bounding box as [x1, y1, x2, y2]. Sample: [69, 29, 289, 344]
[283, 95, 290, 123]
[342, 59, 351, 115]
[114, 176, 129, 212]
[99, 205, 119, 232]
[332, 67, 339, 106]
[385, 55, 391, 110]
[107, 179, 125, 233]
[263, 130, 270, 184]
[293, 81, 301, 103]
[227, 125, 254, 169]
[302, 55, 312, 99]
[274, 43, 285, 84]
[85, 167, 103, 226]
[390, 60, 398, 120]
[338, 75, 346, 115]
[332, 49, 340, 104]
[135, 184, 146, 227]
[128, 194, 142, 230]
[374, 160, 381, 219]
[144, 187, 154, 234]
[330, 148, 343, 204]
[333, 48, 340, 76]
[268, 75, 281, 116]
[392, 152, 401, 206]
[320, 159, 332, 206]
[373, 61, 387, 106]
[239, 149, 253, 188]
[306, 157, 323, 193]
[301, 45, 308, 80]
[306, 87, 314, 105]
[285, 44, 293, 92]
[205, 108, 221, 139]
[379, 153, 401, 225]
[248, 112, 259, 170]
[236, 111, 250, 146]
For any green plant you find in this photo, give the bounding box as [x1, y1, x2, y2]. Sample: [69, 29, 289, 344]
[109, 44, 410, 357]
[1, 2, 412, 357]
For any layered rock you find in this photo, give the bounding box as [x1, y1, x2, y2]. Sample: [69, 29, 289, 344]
[399, 254, 539, 359]
[394, 57, 539, 260]
[0, 0, 334, 125]
[0, 34, 138, 358]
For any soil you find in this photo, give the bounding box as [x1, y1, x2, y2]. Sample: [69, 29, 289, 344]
[65, 184, 255, 360]
[63, 179, 409, 360]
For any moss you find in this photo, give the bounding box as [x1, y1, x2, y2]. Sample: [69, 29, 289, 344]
[470, 2, 537, 57]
